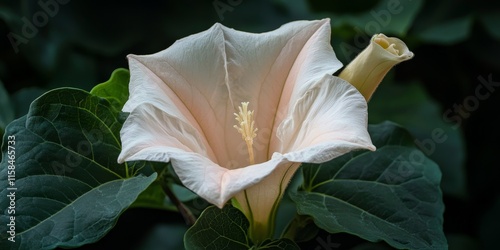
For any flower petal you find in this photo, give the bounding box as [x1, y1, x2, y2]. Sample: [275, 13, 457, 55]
[264, 19, 343, 159]
[169, 150, 286, 208]
[277, 74, 375, 163]
[118, 103, 288, 207]
[118, 104, 214, 162]
[122, 19, 342, 168]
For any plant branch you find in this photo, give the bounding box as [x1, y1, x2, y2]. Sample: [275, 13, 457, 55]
[158, 165, 197, 226]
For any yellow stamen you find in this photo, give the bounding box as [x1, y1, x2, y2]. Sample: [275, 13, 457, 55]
[233, 102, 258, 164]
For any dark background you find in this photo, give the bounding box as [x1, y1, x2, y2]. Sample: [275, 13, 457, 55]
[1, 0, 499, 249]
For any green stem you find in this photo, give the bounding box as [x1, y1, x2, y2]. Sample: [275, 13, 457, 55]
[158, 166, 196, 226]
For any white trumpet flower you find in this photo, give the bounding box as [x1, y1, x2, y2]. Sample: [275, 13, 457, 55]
[118, 19, 376, 242]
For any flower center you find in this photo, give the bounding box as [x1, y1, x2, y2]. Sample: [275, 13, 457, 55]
[374, 35, 400, 56]
[233, 102, 258, 165]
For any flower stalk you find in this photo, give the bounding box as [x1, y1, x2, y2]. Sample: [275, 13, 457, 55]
[158, 166, 196, 226]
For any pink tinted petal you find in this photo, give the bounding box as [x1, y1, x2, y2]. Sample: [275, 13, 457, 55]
[277, 75, 375, 163]
[118, 104, 214, 163]
[266, 19, 343, 158]
[125, 29, 236, 167]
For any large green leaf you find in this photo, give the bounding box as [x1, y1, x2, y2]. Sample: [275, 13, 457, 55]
[369, 81, 467, 198]
[184, 206, 299, 250]
[0, 87, 156, 249]
[290, 122, 447, 249]
[184, 206, 252, 250]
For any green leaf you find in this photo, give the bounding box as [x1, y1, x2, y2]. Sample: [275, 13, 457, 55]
[0, 87, 156, 249]
[184, 206, 252, 250]
[290, 122, 447, 250]
[90, 68, 130, 112]
[369, 82, 467, 198]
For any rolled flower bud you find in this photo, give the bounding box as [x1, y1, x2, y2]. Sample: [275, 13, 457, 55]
[339, 33, 414, 101]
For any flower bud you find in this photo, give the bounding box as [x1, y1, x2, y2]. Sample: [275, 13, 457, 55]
[339, 33, 414, 101]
